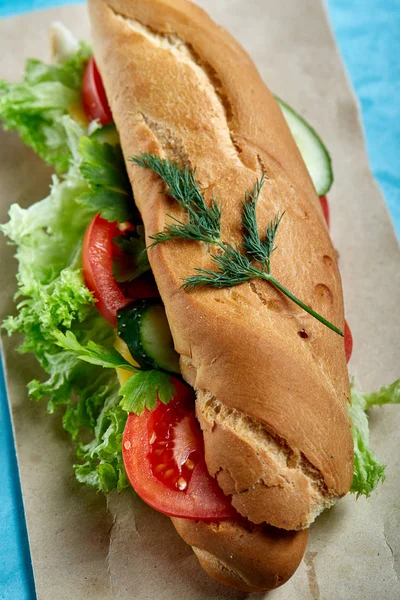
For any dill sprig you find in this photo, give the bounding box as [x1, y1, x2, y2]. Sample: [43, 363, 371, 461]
[131, 153, 221, 246]
[242, 173, 284, 273]
[184, 243, 260, 290]
[131, 153, 343, 337]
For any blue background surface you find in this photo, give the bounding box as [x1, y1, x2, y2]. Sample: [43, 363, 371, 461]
[0, 1, 399, 599]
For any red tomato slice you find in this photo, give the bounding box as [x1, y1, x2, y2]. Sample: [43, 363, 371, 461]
[82, 56, 113, 125]
[344, 320, 353, 363]
[319, 195, 330, 228]
[82, 214, 131, 326]
[123, 378, 236, 520]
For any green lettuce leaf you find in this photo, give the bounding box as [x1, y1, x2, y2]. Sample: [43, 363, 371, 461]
[77, 136, 135, 223]
[0, 42, 91, 172]
[54, 330, 138, 372]
[74, 387, 129, 493]
[1, 117, 89, 290]
[119, 371, 176, 415]
[364, 379, 400, 408]
[349, 379, 400, 497]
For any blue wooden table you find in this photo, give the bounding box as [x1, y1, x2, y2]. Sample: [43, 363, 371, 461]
[0, 1, 399, 598]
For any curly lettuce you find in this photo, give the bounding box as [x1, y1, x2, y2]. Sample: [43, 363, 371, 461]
[0, 41, 91, 172]
[1, 106, 128, 492]
[350, 379, 400, 497]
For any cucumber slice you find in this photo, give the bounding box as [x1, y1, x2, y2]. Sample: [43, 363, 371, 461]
[276, 97, 333, 196]
[117, 300, 180, 374]
[90, 123, 120, 146]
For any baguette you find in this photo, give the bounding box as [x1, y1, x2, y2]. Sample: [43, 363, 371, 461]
[172, 518, 309, 592]
[88, 0, 354, 590]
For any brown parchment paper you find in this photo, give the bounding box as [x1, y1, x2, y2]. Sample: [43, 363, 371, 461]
[0, 2, 399, 599]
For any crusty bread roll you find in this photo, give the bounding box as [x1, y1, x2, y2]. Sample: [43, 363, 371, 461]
[172, 517, 309, 592]
[88, 0, 354, 590]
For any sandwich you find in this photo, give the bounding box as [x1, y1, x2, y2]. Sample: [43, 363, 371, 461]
[1, 0, 398, 593]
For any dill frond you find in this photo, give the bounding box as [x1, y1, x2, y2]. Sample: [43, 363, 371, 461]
[131, 154, 221, 245]
[131, 154, 343, 336]
[182, 243, 257, 290]
[242, 173, 284, 273]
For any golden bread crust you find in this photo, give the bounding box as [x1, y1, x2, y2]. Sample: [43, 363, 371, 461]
[172, 517, 309, 592]
[88, 0, 353, 587]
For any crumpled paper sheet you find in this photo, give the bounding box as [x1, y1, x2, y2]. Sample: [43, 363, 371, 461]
[0, 1, 399, 599]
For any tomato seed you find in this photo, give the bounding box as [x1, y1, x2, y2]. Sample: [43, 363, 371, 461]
[124, 441, 131, 450]
[177, 477, 187, 491]
[185, 459, 195, 471]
